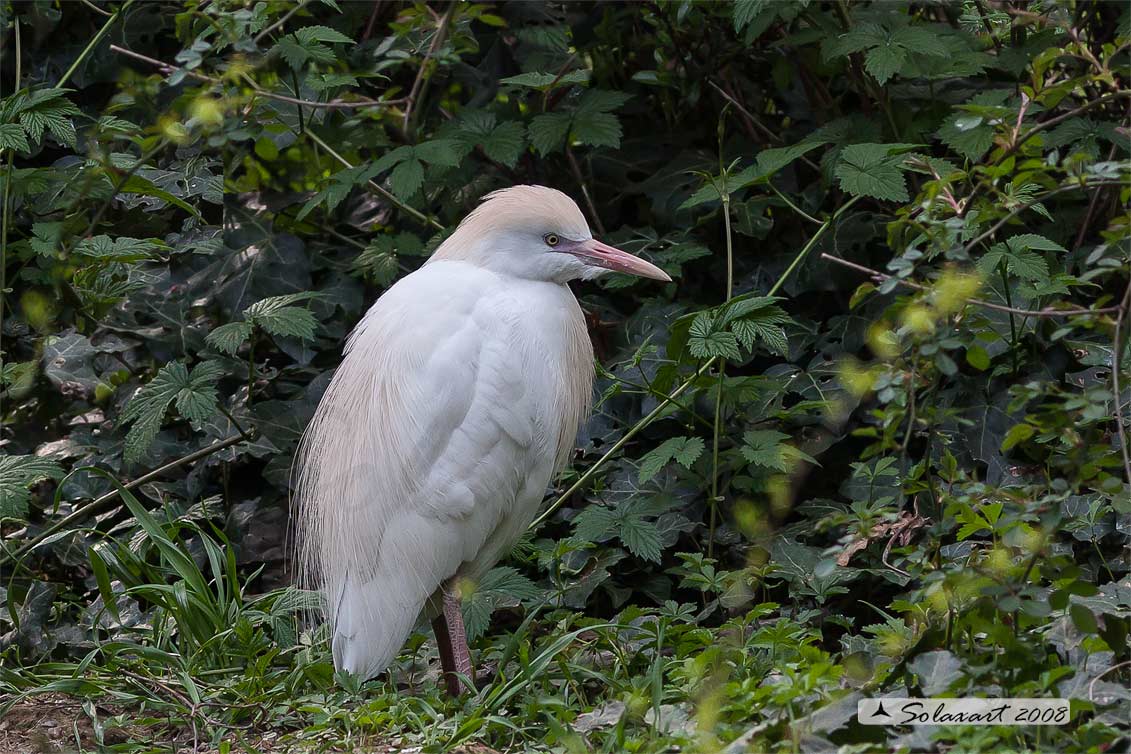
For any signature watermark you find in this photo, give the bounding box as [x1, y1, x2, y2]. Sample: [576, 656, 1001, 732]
[857, 698, 1070, 726]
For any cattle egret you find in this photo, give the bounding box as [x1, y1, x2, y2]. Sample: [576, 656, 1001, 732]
[294, 185, 670, 694]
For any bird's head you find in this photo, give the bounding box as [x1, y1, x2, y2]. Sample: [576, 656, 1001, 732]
[430, 185, 671, 284]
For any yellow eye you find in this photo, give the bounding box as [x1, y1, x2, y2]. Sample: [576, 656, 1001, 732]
[544, 233, 559, 247]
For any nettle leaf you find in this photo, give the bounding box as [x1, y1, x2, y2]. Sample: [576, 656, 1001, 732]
[733, 0, 770, 33]
[680, 165, 760, 209]
[741, 430, 816, 473]
[462, 566, 541, 640]
[120, 361, 223, 463]
[638, 436, 706, 483]
[499, 70, 589, 90]
[29, 222, 64, 256]
[206, 321, 254, 356]
[0, 123, 30, 153]
[528, 112, 571, 156]
[275, 25, 354, 69]
[688, 314, 742, 360]
[245, 292, 320, 340]
[389, 158, 424, 198]
[0, 455, 64, 520]
[618, 511, 664, 562]
[74, 235, 165, 262]
[756, 141, 825, 177]
[978, 234, 1057, 283]
[834, 143, 913, 202]
[863, 43, 907, 84]
[572, 505, 619, 542]
[459, 112, 527, 168]
[572, 90, 631, 148]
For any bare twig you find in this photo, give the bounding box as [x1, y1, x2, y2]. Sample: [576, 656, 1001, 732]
[961, 180, 1124, 256]
[566, 146, 605, 236]
[530, 197, 860, 532]
[1113, 281, 1131, 489]
[252, 0, 310, 45]
[109, 44, 403, 110]
[973, 0, 1003, 50]
[707, 79, 821, 172]
[402, 3, 455, 138]
[960, 92, 1131, 215]
[2, 434, 247, 567]
[304, 129, 443, 231]
[1090, 660, 1131, 702]
[1073, 145, 1119, 252]
[58, 0, 135, 87]
[77, 0, 114, 17]
[821, 253, 1122, 319]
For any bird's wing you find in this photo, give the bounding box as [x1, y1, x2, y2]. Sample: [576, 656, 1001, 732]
[293, 262, 554, 679]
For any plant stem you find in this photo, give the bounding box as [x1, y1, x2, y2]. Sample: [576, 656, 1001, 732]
[57, 0, 135, 88]
[1, 22, 17, 359]
[1113, 281, 1131, 488]
[304, 130, 443, 231]
[1, 434, 247, 568]
[530, 197, 858, 532]
[998, 261, 1019, 373]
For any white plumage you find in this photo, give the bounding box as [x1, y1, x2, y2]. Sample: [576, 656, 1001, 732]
[293, 186, 669, 684]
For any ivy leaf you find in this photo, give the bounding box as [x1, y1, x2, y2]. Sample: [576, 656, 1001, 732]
[638, 436, 706, 483]
[0, 455, 64, 520]
[834, 143, 911, 202]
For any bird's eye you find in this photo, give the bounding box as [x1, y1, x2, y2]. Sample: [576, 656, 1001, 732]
[544, 233, 560, 247]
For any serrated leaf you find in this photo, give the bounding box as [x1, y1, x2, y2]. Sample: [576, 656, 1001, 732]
[638, 436, 706, 483]
[619, 513, 663, 562]
[528, 112, 571, 156]
[293, 25, 355, 45]
[389, 157, 424, 198]
[688, 314, 742, 360]
[480, 120, 525, 167]
[742, 429, 792, 471]
[414, 139, 460, 167]
[121, 361, 221, 463]
[206, 321, 253, 356]
[864, 43, 907, 84]
[834, 143, 910, 202]
[733, 0, 770, 32]
[0, 455, 64, 520]
[500, 70, 590, 90]
[572, 111, 621, 148]
[0, 123, 30, 153]
[572, 505, 619, 542]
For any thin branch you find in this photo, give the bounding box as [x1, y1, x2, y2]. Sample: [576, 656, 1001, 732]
[566, 146, 605, 236]
[960, 92, 1131, 215]
[252, 0, 310, 45]
[304, 129, 443, 231]
[58, 0, 135, 88]
[77, 0, 114, 17]
[402, 3, 455, 138]
[1, 434, 246, 568]
[961, 180, 1125, 256]
[1073, 145, 1119, 252]
[529, 197, 859, 531]
[707, 79, 821, 172]
[109, 44, 403, 110]
[1113, 282, 1131, 490]
[821, 253, 1122, 318]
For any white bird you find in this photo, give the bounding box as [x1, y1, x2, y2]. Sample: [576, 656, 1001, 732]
[293, 185, 670, 694]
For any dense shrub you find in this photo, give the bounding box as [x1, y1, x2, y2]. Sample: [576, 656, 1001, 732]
[1, 1, 1128, 751]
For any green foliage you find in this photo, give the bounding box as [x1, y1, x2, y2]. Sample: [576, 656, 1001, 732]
[1, 1, 1128, 752]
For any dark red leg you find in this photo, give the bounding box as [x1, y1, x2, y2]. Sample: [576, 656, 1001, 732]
[431, 581, 472, 696]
